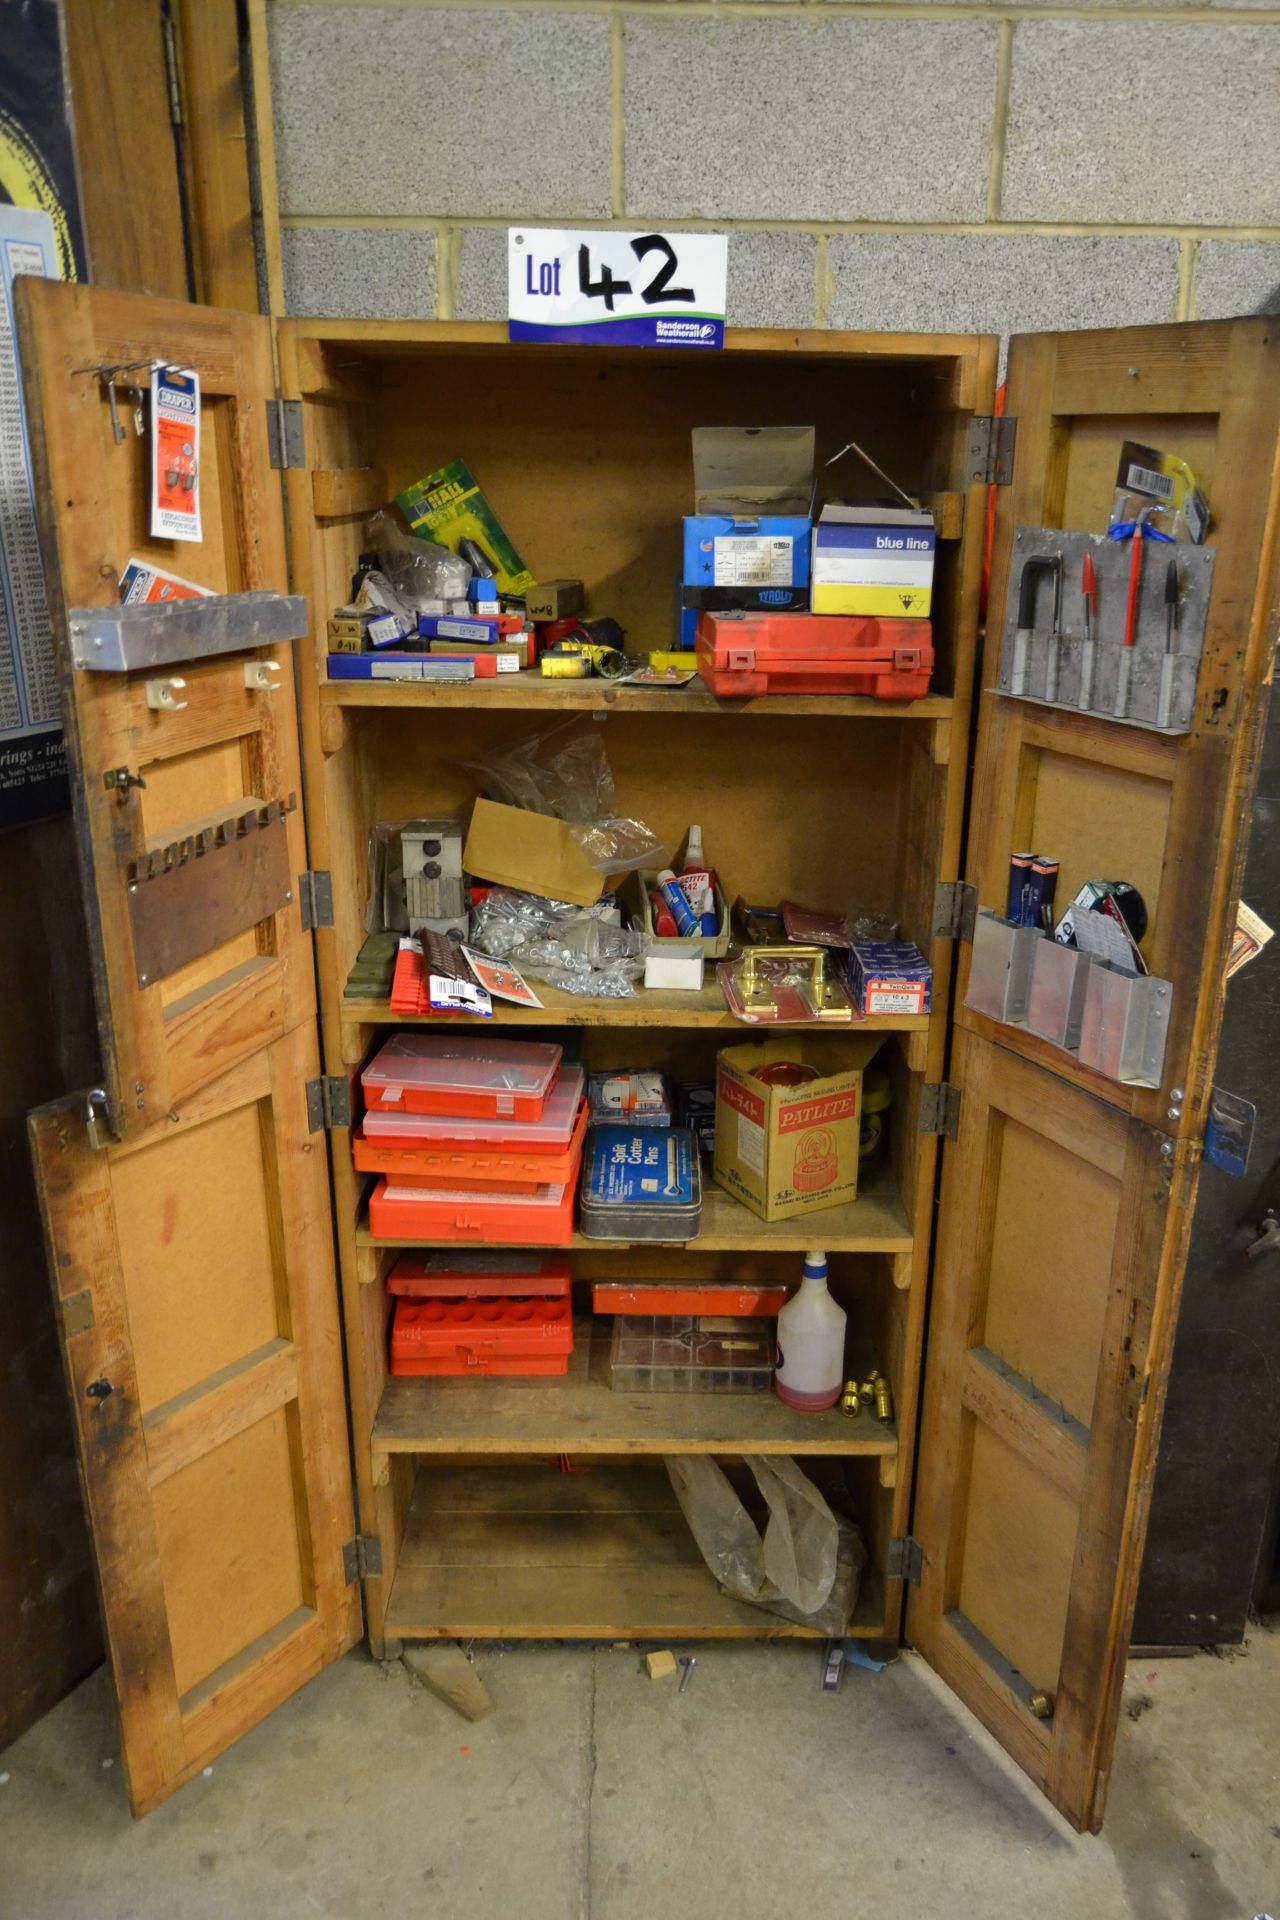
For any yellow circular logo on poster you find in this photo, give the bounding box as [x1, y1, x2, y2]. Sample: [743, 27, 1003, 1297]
[0, 102, 77, 281]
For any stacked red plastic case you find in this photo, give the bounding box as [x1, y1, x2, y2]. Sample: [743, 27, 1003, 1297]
[695, 611, 934, 700]
[358, 1040, 583, 1245]
[362, 1031, 563, 1121]
[387, 1253, 573, 1376]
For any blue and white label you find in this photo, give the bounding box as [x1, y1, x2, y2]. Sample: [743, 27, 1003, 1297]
[509, 229, 727, 349]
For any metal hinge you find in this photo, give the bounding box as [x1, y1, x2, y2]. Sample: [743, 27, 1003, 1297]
[932, 879, 977, 942]
[887, 1536, 923, 1586]
[965, 414, 1016, 487]
[160, 10, 183, 127]
[298, 869, 334, 930]
[342, 1534, 383, 1583]
[266, 397, 305, 470]
[918, 1083, 961, 1139]
[306, 1075, 351, 1132]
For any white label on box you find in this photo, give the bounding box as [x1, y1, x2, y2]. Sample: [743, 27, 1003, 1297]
[713, 535, 794, 587]
[509, 229, 727, 349]
[816, 553, 934, 587]
[865, 981, 927, 1015]
[737, 1111, 766, 1174]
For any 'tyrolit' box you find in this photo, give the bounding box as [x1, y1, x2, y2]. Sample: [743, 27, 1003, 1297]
[846, 941, 933, 1017]
[811, 507, 935, 617]
[713, 1034, 885, 1222]
[683, 426, 814, 592]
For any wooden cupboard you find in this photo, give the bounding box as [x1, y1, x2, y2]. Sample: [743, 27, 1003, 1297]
[17, 279, 1278, 1830]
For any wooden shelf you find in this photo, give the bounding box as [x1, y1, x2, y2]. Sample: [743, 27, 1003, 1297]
[373, 1320, 898, 1460]
[355, 1173, 913, 1255]
[342, 977, 931, 1037]
[320, 674, 953, 721]
[383, 1464, 887, 1642]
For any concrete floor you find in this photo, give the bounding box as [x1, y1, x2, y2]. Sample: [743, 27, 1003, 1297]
[1, 1629, 1277, 1920]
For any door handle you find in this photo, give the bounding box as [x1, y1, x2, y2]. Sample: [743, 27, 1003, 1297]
[1246, 1212, 1280, 1260]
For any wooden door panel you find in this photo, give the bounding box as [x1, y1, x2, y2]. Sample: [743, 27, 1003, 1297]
[957, 318, 1280, 1129]
[15, 277, 313, 1138]
[30, 1022, 359, 1816]
[911, 1031, 1182, 1830]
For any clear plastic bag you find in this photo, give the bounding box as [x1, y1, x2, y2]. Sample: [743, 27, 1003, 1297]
[666, 1454, 867, 1636]
[459, 721, 664, 877]
[468, 884, 651, 998]
[365, 508, 472, 609]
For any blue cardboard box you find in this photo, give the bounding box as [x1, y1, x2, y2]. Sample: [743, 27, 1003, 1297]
[683, 426, 814, 592]
[847, 941, 933, 1018]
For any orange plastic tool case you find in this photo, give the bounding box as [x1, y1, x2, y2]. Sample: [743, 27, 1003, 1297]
[368, 1176, 575, 1244]
[695, 610, 934, 699]
[590, 1279, 788, 1316]
[361, 1032, 562, 1121]
[387, 1252, 570, 1297]
[389, 1281, 573, 1376]
[353, 1094, 588, 1189]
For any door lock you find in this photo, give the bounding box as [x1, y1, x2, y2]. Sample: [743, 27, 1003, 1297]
[1246, 1212, 1280, 1260]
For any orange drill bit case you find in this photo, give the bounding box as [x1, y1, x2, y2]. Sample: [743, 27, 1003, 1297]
[695, 609, 934, 700]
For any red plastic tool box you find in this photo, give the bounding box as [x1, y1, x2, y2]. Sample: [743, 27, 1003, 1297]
[361, 1032, 562, 1121]
[389, 1254, 573, 1376]
[368, 1176, 575, 1244]
[696, 610, 934, 700]
[353, 1092, 588, 1189]
[387, 1252, 570, 1297]
[591, 1279, 788, 1316]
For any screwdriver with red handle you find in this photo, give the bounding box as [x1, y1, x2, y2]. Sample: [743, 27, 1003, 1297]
[1079, 550, 1098, 709]
[1114, 509, 1150, 719]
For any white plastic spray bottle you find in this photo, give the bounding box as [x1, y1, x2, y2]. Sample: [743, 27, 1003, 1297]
[774, 1250, 846, 1410]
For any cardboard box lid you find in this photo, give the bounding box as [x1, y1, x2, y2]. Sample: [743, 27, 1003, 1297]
[718, 1031, 886, 1083]
[692, 426, 815, 518]
[816, 505, 934, 533]
[463, 797, 604, 908]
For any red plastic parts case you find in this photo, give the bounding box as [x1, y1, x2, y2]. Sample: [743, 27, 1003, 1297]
[591, 1279, 788, 1317]
[390, 1294, 573, 1376]
[362, 1032, 562, 1121]
[387, 1252, 570, 1298]
[368, 1177, 575, 1244]
[696, 611, 934, 700]
[353, 1096, 588, 1189]
[361, 1064, 584, 1149]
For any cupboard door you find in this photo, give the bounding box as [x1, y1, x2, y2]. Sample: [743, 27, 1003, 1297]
[17, 281, 359, 1814]
[15, 278, 315, 1138]
[912, 317, 1280, 1832]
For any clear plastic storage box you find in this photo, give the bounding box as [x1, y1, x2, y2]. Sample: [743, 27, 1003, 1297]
[609, 1314, 774, 1393]
[361, 1031, 562, 1121]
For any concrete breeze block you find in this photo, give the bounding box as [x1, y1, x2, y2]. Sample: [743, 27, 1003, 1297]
[282, 226, 436, 319]
[270, 6, 612, 218]
[623, 16, 999, 223]
[1195, 243, 1280, 320]
[826, 233, 1181, 342]
[1002, 22, 1280, 226]
[458, 227, 816, 328]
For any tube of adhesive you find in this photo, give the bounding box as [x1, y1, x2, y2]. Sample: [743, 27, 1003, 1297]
[678, 825, 719, 937]
[657, 868, 700, 938]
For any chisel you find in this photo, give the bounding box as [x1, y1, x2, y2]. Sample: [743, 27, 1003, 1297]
[1079, 550, 1098, 710]
[1114, 513, 1148, 720]
[1157, 558, 1180, 729]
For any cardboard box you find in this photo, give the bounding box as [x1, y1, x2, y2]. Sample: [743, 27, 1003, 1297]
[396, 459, 534, 596]
[683, 426, 814, 592]
[526, 579, 584, 622]
[713, 1034, 884, 1222]
[811, 506, 935, 618]
[846, 941, 932, 1017]
[463, 797, 604, 907]
[428, 637, 530, 670]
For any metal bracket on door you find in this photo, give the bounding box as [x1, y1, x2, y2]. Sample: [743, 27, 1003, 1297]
[887, 1536, 923, 1585]
[932, 880, 977, 941]
[918, 1085, 961, 1139]
[342, 1534, 383, 1582]
[965, 415, 1016, 487]
[267, 398, 306, 470]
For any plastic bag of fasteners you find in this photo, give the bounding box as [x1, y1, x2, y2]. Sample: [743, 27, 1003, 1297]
[666, 1454, 866, 1635]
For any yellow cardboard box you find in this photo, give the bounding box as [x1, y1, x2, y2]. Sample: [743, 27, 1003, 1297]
[713, 1033, 885, 1222]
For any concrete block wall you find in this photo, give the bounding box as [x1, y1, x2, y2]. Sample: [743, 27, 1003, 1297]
[266, 1, 1280, 345]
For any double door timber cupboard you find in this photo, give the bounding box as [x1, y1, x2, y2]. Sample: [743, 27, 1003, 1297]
[16, 281, 1278, 1830]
